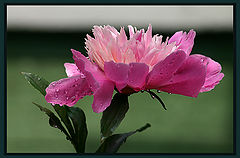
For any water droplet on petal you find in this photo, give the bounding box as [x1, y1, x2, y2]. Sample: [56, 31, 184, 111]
[51, 103, 55, 106]
[168, 93, 172, 94]
[80, 73, 86, 79]
[56, 89, 59, 92]
[157, 90, 161, 93]
[151, 95, 155, 99]
[141, 90, 144, 93]
[66, 97, 69, 100]
[65, 90, 68, 94]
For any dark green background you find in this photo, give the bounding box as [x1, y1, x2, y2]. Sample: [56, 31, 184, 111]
[7, 30, 233, 153]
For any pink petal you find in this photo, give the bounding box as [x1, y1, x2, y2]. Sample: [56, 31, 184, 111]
[71, 49, 105, 91]
[128, 25, 135, 38]
[169, 30, 196, 55]
[92, 80, 114, 113]
[200, 73, 224, 92]
[45, 75, 92, 106]
[168, 31, 183, 45]
[193, 54, 224, 92]
[117, 27, 127, 47]
[144, 24, 152, 48]
[104, 61, 130, 91]
[71, 49, 115, 113]
[159, 55, 207, 97]
[127, 63, 149, 90]
[64, 63, 81, 77]
[146, 50, 186, 89]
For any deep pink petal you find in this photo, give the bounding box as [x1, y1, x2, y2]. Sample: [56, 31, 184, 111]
[64, 63, 81, 77]
[146, 50, 186, 89]
[127, 63, 149, 90]
[104, 61, 130, 91]
[192, 54, 224, 92]
[71, 49, 106, 91]
[70, 49, 116, 113]
[92, 80, 114, 113]
[45, 75, 92, 106]
[159, 55, 207, 97]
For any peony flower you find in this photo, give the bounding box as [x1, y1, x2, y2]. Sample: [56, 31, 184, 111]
[45, 25, 224, 113]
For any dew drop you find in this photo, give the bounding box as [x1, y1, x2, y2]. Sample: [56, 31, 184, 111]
[56, 89, 59, 92]
[141, 90, 144, 93]
[151, 95, 155, 99]
[51, 103, 55, 106]
[157, 90, 161, 93]
[71, 96, 76, 100]
[64, 90, 68, 94]
[66, 97, 69, 100]
[80, 73, 86, 79]
[37, 77, 41, 81]
[168, 93, 172, 94]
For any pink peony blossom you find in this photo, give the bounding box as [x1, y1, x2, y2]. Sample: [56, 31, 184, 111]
[45, 25, 224, 113]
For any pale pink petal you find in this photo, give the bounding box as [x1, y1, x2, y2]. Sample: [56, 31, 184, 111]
[64, 63, 81, 77]
[127, 63, 149, 90]
[45, 75, 92, 106]
[168, 31, 183, 45]
[146, 50, 186, 89]
[92, 80, 114, 113]
[118, 27, 127, 47]
[144, 24, 152, 48]
[169, 30, 196, 55]
[104, 61, 130, 91]
[128, 25, 135, 38]
[159, 55, 207, 97]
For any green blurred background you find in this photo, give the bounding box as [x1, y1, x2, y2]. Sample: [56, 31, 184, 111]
[7, 6, 233, 153]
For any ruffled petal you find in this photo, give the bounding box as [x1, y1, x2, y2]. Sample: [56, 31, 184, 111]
[159, 55, 207, 97]
[127, 63, 149, 90]
[104, 61, 130, 91]
[146, 50, 186, 89]
[193, 54, 224, 92]
[45, 75, 92, 106]
[92, 80, 114, 113]
[64, 63, 81, 77]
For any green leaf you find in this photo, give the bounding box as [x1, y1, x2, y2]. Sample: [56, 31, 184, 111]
[96, 123, 151, 153]
[67, 107, 88, 153]
[33, 102, 71, 140]
[21, 72, 49, 96]
[22, 72, 75, 140]
[101, 93, 129, 140]
[53, 105, 75, 138]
